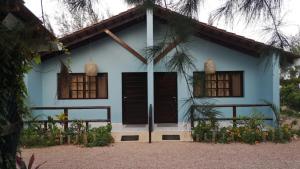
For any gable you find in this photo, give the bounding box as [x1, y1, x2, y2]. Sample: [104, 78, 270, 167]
[42, 5, 299, 61]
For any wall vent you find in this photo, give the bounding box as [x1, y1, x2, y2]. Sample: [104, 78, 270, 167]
[121, 135, 139, 141]
[162, 135, 180, 140]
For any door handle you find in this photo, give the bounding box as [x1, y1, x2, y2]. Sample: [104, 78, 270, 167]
[123, 96, 127, 99]
[172, 97, 177, 99]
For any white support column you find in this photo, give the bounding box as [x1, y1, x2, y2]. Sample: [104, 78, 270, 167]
[147, 9, 154, 120]
[272, 53, 280, 126]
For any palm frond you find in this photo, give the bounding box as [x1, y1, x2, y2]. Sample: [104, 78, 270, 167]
[125, 0, 158, 8]
[62, 0, 98, 18]
[167, 50, 196, 75]
[209, 0, 286, 53]
[210, 0, 282, 24]
[262, 100, 280, 127]
[208, 0, 235, 25]
[144, 43, 165, 59]
[175, 0, 203, 18]
[183, 99, 221, 128]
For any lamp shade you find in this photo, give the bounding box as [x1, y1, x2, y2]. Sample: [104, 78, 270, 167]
[204, 59, 216, 74]
[85, 61, 98, 76]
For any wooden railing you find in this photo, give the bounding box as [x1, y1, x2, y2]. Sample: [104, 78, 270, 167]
[191, 104, 274, 128]
[27, 106, 111, 131]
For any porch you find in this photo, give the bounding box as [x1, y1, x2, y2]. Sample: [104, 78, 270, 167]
[26, 103, 275, 142]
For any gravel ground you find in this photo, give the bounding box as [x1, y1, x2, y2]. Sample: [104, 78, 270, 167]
[21, 141, 300, 169]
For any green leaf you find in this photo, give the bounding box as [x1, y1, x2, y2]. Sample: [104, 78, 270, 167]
[33, 55, 41, 64]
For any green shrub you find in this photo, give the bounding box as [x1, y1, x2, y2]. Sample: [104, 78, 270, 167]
[272, 125, 292, 143]
[66, 120, 86, 144]
[86, 124, 113, 147]
[191, 110, 297, 144]
[20, 127, 43, 147]
[241, 111, 264, 130]
[21, 121, 114, 147]
[192, 121, 214, 142]
[292, 129, 300, 136]
[281, 109, 300, 118]
[237, 112, 264, 144]
[217, 127, 233, 143]
[231, 126, 244, 142]
[240, 128, 263, 144]
[266, 128, 274, 141]
[281, 78, 300, 112]
[20, 123, 60, 147]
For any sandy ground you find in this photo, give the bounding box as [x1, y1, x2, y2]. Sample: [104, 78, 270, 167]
[21, 141, 300, 169]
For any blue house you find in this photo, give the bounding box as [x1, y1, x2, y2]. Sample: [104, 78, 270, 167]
[25, 6, 298, 142]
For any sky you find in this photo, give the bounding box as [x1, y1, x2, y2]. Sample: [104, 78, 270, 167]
[24, 0, 300, 43]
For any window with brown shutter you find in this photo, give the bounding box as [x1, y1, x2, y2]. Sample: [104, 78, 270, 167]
[58, 73, 108, 99]
[193, 71, 243, 97]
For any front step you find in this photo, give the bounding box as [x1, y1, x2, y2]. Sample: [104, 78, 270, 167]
[112, 131, 192, 142]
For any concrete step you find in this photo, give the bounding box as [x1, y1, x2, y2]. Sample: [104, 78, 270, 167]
[112, 131, 193, 142]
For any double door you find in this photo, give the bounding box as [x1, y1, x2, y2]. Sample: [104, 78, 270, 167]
[122, 72, 177, 124]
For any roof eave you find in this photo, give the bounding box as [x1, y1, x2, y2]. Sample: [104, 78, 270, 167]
[43, 5, 300, 61]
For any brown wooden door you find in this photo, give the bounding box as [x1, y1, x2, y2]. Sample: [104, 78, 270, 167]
[122, 73, 148, 124]
[154, 72, 178, 123]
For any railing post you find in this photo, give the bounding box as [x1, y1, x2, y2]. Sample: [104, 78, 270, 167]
[44, 121, 47, 131]
[191, 106, 194, 129]
[233, 106, 237, 127]
[86, 121, 89, 131]
[107, 107, 111, 124]
[148, 104, 153, 143]
[64, 108, 68, 131]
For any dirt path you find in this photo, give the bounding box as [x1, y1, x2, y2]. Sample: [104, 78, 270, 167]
[21, 141, 300, 169]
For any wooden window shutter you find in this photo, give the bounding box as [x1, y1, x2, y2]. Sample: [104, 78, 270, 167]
[58, 74, 70, 99]
[231, 72, 243, 97]
[193, 72, 205, 97]
[97, 73, 108, 98]
[58, 73, 109, 99]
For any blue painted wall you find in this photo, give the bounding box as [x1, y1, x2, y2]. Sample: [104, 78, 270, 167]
[28, 22, 147, 122]
[26, 20, 279, 124]
[25, 64, 42, 106]
[154, 23, 279, 122]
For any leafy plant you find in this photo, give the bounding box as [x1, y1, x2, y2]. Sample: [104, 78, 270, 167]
[86, 124, 113, 147]
[217, 127, 233, 143]
[193, 110, 296, 144]
[0, 12, 44, 168]
[262, 100, 281, 127]
[16, 154, 46, 169]
[281, 77, 300, 112]
[241, 111, 265, 130]
[20, 116, 61, 148]
[192, 121, 213, 142]
[69, 120, 85, 134]
[272, 124, 293, 143]
[188, 101, 221, 129]
[191, 102, 222, 143]
[292, 129, 300, 137]
[240, 128, 263, 144]
[67, 120, 86, 144]
[281, 109, 300, 118]
[55, 112, 68, 122]
[20, 117, 115, 147]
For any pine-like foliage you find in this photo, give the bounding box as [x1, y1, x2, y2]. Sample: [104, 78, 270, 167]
[0, 1, 52, 168]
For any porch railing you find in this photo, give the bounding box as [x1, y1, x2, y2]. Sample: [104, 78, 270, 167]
[191, 104, 274, 129]
[148, 104, 153, 143]
[26, 106, 111, 131]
